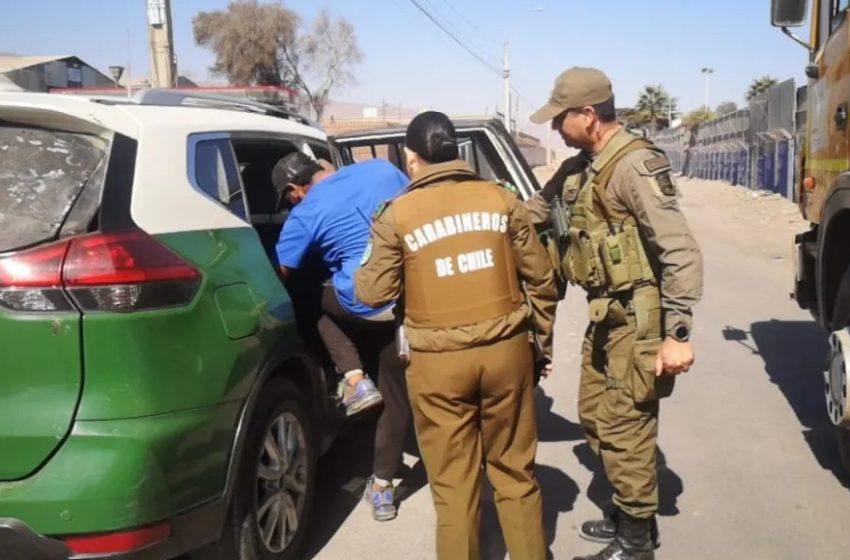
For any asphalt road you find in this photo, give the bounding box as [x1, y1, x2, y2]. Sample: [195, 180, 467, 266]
[304, 176, 850, 560]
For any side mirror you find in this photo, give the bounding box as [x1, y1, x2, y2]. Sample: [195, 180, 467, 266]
[805, 63, 819, 80]
[771, 0, 808, 27]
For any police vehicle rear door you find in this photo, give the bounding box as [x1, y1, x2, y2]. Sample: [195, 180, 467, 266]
[328, 118, 541, 202]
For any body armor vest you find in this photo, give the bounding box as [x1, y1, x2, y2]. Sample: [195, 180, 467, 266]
[391, 179, 524, 329]
[562, 134, 657, 296]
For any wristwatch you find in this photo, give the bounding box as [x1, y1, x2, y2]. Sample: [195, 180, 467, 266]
[671, 324, 690, 342]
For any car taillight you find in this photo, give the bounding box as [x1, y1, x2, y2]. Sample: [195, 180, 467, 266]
[64, 231, 201, 312]
[0, 239, 74, 312]
[0, 231, 201, 313]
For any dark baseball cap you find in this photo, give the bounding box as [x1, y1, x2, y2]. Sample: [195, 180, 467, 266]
[272, 152, 322, 189]
[530, 67, 614, 124]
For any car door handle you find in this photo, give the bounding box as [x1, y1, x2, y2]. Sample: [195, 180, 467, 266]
[835, 104, 848, 130]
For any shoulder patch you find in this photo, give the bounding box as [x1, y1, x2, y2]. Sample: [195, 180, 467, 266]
[655, 173, 677, 196]
[642, 155, 671, 175]
[497, 179, 519, 194]
[372, 199, 391, 220]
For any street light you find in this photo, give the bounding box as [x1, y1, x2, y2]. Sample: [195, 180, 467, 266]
[109, 65, 131, 99]
[108, 65, 124, 87]
[701, 67, 714, 112]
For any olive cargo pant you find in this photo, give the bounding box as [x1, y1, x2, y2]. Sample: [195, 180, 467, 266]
[407, 331, 546, 560]
[578, 307, 673, 520]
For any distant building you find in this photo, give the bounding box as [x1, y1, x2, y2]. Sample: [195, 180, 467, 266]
[0, 55, 113, 92]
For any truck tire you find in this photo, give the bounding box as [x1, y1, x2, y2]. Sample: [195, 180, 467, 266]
[837, 427, 850, 477]
[832, 266, 850, 330]
[190, 378, 317, 560]
[833, 268, 850, 477]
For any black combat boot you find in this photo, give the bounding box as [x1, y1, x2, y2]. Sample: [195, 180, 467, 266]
[579, 509, 659, 549]
[572, 513, 655, 560]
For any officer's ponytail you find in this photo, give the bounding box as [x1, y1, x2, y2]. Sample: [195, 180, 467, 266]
[405, 111, 459, 164]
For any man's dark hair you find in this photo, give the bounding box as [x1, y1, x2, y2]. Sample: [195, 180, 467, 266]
[405, 111, 459, 164]
[592, 96, 617, 123]
[272, 151, 322, 189]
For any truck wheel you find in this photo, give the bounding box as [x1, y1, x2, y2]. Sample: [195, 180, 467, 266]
[826, 328, 850, 479]
[190, 379, 316, 560]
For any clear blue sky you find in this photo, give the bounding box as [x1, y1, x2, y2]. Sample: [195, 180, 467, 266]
[2, 0, 809, 133]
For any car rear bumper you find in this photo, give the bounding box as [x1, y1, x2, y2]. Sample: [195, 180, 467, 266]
[0, 519, 71, 560]
[2, 494, 226, 560]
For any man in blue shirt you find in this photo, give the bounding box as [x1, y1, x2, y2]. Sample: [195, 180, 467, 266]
[273, 152, 410, 521]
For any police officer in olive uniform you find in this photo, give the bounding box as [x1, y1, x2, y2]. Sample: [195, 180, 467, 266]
[355, 111, 559, 560]
[527, 68, 704, 560]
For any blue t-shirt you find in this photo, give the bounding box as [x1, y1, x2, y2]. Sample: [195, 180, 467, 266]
[276, 159, 407, 316]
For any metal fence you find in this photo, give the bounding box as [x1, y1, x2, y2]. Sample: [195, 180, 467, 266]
[652, 78, 798, 199]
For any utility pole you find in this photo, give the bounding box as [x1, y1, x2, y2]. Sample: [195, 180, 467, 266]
[701, 67, 714, 112]
[503, 41, 511, 133]
[147, 0, 177, 88]
[514, 93, 519, 134]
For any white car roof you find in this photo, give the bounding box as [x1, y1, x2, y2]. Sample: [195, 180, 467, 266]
[0, 91, 327, 142]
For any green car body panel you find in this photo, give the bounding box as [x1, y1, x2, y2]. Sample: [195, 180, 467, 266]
[0, 227, 300, 536]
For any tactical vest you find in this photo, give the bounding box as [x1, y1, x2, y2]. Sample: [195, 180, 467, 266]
[391, 179, 524, 329]
[562, 134, 657, 297]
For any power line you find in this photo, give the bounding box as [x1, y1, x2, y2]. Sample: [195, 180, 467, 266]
[406, 0, 501, 76]
[422, 0, 498, 62]
[438, 0, 503, 47]
[510, 84, 541, 113]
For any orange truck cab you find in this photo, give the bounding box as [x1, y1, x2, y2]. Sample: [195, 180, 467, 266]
[772, 0, 850, 473]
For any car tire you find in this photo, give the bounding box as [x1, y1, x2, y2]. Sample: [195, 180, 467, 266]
[190, 378, 317, 560]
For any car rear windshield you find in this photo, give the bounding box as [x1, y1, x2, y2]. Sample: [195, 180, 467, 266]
[0, 124, 108, 252]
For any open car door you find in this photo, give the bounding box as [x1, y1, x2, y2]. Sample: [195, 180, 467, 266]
[328, 118, 542, 202]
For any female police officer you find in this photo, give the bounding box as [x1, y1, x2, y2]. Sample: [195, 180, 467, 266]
[355, 111, 559, 560]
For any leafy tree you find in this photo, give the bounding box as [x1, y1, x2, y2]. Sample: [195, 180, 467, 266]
[616, 106, 645, 129]
[716, 101, 738, 115]
[193, 1, 297, 86]
[193, 1, 363, 120]
[682, 108, 716, 127]
[746, 76, 778, 101]
[280, 10, 363, 121]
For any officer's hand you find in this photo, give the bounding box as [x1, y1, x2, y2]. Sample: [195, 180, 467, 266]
[540, 153, 589, 202]
[533, 357, 553, 385]
[655, 338, 694, 376]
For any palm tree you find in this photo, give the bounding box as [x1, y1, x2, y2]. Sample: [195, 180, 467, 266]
[746, 76, 778, 101]
[635, 85, 676, 130]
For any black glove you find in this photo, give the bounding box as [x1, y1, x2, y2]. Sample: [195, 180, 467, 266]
[540, 152, 591, 202]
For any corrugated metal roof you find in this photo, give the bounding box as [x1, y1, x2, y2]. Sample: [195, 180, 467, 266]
[0, 55, 73, 74]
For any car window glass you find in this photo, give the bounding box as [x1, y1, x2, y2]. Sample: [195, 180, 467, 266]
[458, 137, 498, 182]
[0, 125, 107, 252]
[347, 141, 406, 171]
[193, 138, 247, 221]
[835, 0, 849, 32]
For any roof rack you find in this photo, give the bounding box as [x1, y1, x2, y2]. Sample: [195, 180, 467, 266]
[124, 88, 314, 126]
